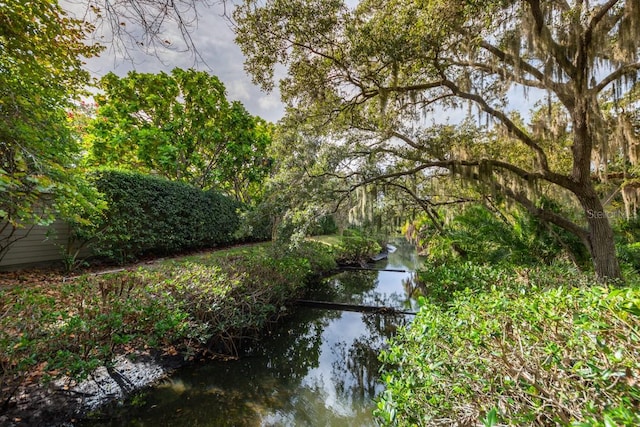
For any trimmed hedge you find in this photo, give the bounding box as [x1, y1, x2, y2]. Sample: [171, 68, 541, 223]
[80, 169, 241, 263]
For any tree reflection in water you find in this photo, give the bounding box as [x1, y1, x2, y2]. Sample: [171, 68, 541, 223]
[81, 239, 422, 427]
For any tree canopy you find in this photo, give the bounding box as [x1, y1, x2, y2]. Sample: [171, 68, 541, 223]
[234, 0, 640, 280]
[0, 0, 103, 260]
[85, 68, 273, 203]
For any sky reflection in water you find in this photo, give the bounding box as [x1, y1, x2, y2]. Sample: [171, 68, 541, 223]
[83, 240, 423, 427]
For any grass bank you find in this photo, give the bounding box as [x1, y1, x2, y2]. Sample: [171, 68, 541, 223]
[0, 236, 380, 421]
[375, 263, 640, 426]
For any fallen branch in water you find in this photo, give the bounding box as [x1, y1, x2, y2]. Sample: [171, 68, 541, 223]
[295, 299, 417, 315]
[339, 266, 407, 272]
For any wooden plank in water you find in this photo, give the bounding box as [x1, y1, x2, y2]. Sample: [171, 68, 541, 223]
[340, 266, 407, 272]
[295, 299, 417, 315]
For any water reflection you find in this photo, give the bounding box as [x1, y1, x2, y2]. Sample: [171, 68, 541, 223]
[83, 239, 423, 427]
[322, 238, 424, 312]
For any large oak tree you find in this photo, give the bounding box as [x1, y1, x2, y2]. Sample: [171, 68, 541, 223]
[234, 0, 640, 280]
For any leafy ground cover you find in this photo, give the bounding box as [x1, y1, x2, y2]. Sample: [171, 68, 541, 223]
[0, 236, 378, 420]
[376, 263, 640, 426]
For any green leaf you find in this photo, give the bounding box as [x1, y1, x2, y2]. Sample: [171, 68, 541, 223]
[483, 408, 498, 427]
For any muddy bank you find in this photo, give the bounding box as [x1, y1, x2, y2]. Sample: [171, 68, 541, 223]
[0, 352, 185, 427]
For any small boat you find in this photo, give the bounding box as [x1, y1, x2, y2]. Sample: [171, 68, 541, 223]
[386, 244, 397, 253]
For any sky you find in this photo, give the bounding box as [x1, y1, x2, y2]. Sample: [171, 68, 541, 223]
[68, 1, 286, 123]
[66, 1, 543, 126]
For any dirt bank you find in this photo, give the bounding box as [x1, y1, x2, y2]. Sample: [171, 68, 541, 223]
[0, 351, 188, 426]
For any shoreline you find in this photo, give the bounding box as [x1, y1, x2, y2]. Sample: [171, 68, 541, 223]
[1, 349, 194, 426]
[1, 237, 381, 426]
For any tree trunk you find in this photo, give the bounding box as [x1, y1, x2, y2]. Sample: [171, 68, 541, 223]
[570, 77, 621, 280]
[578, 191, 622, 281]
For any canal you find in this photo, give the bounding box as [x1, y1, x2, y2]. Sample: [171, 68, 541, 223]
[84, 239, 423, 426]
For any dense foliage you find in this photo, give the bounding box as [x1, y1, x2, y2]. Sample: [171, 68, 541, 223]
[233, 122, 349, 244]
[75, 169, 241, 264]
[85, 68, 273, 203]
[3, 0, 640, 423]
[406, 203, 590, 268]
[380, 201, 640, 425]
[616, 218, 640, 275]
[335, 228, 383, 264]
[377, 267, 640, 426]
[234, 0, 640, 280]
[0, 240, 343, 407]
[0, 0, 103, 260]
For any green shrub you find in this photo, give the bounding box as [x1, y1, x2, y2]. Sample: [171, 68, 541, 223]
[415, 262, 591, 306]
[0, 239, 341, 403]
[416, 204, 589, 267]
[331, 229, 382, 264]
[613, 217, 640, 277]
[235, 204, 274, 242]
[0, 271, 193, 385]
[615, 217, 640, 245]
[277, 240, 337, 277]
[377, 278, 640, 426]
[76, 169, 241, 263]
[416, 262, 516, 304]
[309, 214, 338, 236]
[618, 242, 640, 273]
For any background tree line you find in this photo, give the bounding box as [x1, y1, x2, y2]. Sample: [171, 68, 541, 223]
[2, 0, 639, 280]
[233, 0, 640, 280]
[0, 0, 273, 264]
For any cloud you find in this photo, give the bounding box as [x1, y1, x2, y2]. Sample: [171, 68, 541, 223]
[68, 1, 285, 123]
[227, 79, 251, 101]
[258, 93, 283, 113]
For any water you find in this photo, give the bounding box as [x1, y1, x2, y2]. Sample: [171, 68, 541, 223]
[85, 239, 423, 426]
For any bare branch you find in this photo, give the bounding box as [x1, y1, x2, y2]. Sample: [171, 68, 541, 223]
[595, 62, 640, 93]
[74, 0, 216, 64]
